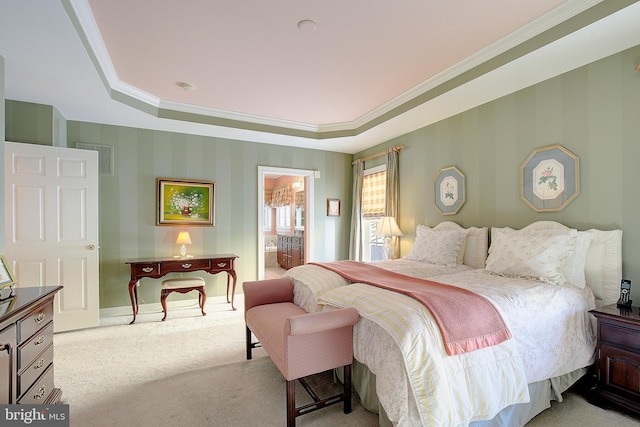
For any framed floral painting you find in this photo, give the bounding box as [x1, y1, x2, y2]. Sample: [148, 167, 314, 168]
[157, 178, 215, 226]
[434, 166, 465, 215]
[520, 144, 579, 212]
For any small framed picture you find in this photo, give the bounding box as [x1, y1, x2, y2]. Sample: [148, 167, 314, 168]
[0, 255, 16, 301]
[0, 255, 16, 289]
[327, 199, 341, 216]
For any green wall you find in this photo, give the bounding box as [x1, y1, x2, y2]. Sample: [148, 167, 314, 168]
[66, 123, 353, 309]
[356, 43, 640, 302]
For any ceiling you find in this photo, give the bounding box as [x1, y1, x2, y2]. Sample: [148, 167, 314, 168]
[1, 0, 640, 154]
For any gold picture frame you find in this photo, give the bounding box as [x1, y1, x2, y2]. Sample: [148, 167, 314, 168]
[434, 166, 466, 215]
[0, 255, 16, 300]
[520, 144, 579, 212]
[157, 178, 215, 226]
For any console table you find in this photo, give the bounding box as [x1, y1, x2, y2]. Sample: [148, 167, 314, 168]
[126, 254, 238, 324]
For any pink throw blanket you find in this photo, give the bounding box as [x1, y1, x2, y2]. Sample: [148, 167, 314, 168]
[311, 260, 511, 355]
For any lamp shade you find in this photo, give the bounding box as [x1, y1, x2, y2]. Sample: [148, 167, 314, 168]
[176, 231, 192, 245]
[375, 217, 403, 237]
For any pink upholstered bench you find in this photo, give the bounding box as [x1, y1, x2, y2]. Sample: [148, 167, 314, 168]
[243, 277, 359, 427]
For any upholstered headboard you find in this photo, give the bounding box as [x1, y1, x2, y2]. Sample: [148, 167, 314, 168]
[490, 221, 622, 307]
[433, 222, 488, 269]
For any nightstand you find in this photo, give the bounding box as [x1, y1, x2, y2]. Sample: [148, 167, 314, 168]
[589, 304, 640, 415]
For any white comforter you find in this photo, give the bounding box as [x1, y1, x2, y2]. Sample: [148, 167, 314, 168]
[284, 259, 473, 313]
[300, 267, 597, 426]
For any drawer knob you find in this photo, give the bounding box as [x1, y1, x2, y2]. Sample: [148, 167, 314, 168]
[34, 336, 45, 346]
[142, 267, 154, 273]
[34, 385, 46, 400]
[34, 358, 45, 370]
[181, 263, 192, 269]
[217, 263, 227, 268]
[34, 313, 46, 324]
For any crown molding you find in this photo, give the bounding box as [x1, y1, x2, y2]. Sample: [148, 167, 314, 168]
[66, 0, 610, 139]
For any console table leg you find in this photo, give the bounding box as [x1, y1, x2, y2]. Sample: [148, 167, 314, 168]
[128, 280, 138, 324]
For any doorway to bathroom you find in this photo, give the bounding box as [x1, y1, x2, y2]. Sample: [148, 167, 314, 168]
[257, 166, 315, 280]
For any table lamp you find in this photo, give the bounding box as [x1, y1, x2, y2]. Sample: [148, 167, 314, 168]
[375, 217, 403, 261]
[176, 231, 192, 258]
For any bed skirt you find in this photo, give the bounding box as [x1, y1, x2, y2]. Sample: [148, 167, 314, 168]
[339, 359, 588, 426]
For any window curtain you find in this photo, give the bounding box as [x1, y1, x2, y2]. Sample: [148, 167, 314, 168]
[270, 184, 292, 207]
[385, 150, 400, 258]
[264, 189, 273, 207]
[294, 191, 305, 208]
[349, 161, 365, 260]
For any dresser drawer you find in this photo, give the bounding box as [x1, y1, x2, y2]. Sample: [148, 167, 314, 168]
[17, 363, 54, 404]
[18, 322, 54, 371]
[162, 259, 211, 274]
[18, 343, 53, 399]
[17, 302, 53, 345]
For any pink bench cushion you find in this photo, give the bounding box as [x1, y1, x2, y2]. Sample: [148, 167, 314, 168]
[246, 302, 306, 376]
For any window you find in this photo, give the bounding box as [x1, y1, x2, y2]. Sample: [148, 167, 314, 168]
[263, 206, 272, 231]
[276, 205, 291, 232]
[361, 165, 386, 262]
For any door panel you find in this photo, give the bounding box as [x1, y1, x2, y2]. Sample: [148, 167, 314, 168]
[5, 142, 99, 332]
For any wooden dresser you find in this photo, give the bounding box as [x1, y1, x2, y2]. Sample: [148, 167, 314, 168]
[590, 304, 640, 415]
[0, 285, 63, 404]
[277, 235, 304, 269]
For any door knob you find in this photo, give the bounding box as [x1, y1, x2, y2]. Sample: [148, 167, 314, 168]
[87, 244, 98, 250]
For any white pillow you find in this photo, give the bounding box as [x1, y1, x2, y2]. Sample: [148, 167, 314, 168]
[562, 231, 594, 288]
[404, 226, 468, 267]
[486, 228, 577, 285]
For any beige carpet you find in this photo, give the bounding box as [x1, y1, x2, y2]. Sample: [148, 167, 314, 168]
[53, 296, 640, 426]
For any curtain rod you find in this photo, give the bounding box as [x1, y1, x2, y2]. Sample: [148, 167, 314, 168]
[352, 144, 405, 165]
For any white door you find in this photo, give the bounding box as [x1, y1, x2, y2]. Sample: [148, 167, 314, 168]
[4, 141, 99, 332]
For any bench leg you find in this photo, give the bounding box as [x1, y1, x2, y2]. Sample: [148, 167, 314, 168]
[286, 380, 296, 427]
[246, 326, 253, 360]
[343, 364, 352, 414]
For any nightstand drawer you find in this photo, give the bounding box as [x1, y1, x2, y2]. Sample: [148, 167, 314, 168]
[600, 322, 640, 353]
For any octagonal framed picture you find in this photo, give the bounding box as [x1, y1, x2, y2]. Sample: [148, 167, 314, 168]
[520, 144, 579, 212]
[434, 166, 465, 215]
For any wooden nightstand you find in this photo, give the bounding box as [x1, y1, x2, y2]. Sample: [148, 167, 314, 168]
[590, 304, 640, 415]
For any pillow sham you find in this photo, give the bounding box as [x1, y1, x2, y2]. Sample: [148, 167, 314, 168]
[404, 226, 468, 267]
[562, 231, 594, 288]
[486, 228, 577, 285]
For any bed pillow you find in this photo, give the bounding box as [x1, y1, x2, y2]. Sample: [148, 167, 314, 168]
[486, 228, 577, 285]
[404, 226, 468, 267]
[562, 231, 594, 288]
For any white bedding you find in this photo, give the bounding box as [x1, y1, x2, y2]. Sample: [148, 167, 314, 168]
[317, 269, 597, 426]
[284, 259, 473, 313]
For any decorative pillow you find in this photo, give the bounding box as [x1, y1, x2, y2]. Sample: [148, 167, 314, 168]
[404, 226, 468, 267]
[562, 231, 594, 288]
[486, 228, 577, 285]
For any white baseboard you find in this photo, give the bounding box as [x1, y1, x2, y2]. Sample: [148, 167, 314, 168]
[99, 294, 232, 318]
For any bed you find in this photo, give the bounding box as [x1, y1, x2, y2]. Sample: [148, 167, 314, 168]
[284, 221, 489, 314]
[284, 221, 622, 426]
